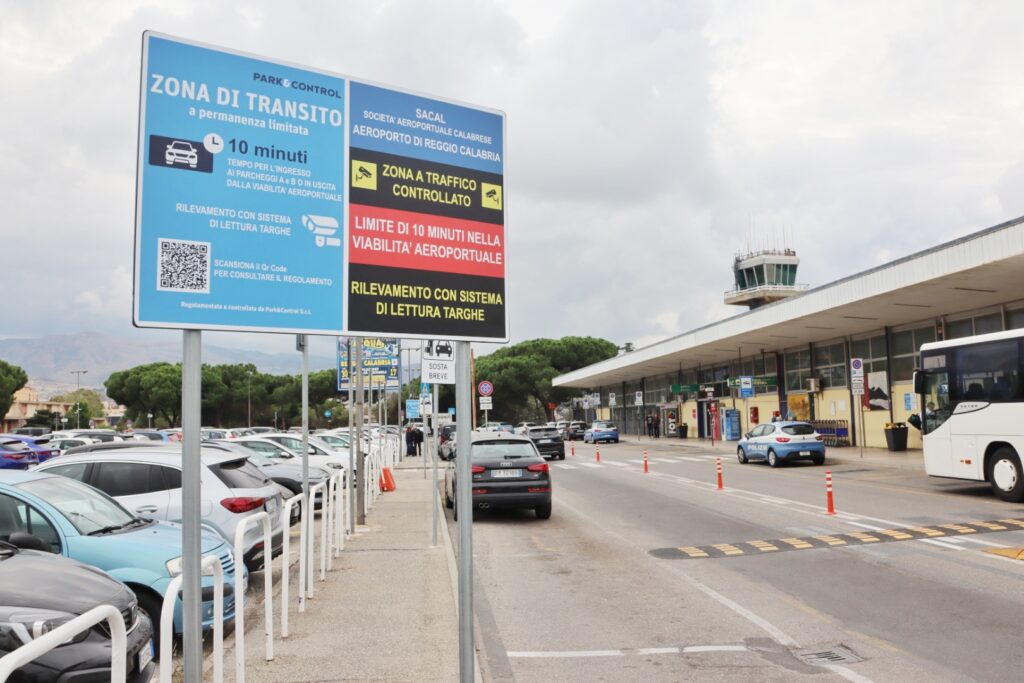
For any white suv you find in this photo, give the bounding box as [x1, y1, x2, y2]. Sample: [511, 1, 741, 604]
[36, 446, 286, 571]
[239, 434, 354, 472]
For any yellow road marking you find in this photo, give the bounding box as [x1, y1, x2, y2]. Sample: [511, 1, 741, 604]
[998, 518, 1024, 528]
[940, 524, 976, 534]
[814, 535, 847, 546]
[971, 521, 1008, 531]
[848, 531, 881, 543]
[712, 544, 744, 556]
[678, 546, 709, 558]
[877, 529, 913, 540]
[779, 537, 813, 549]
[908, 527, 944, 537]
[983, 547, 1024, 560]
[747, 541, 779, 552]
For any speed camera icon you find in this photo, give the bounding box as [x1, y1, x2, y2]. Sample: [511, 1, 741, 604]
[302, 214, 341, 248]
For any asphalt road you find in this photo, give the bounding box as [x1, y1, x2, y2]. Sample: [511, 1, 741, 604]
[447, 438, 1024, 682]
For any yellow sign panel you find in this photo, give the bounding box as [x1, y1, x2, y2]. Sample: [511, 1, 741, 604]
[352, 160, 377, 190]
[481, 182, 502, 210]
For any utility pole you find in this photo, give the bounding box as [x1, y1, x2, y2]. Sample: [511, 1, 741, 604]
[69, 369, 87, 429]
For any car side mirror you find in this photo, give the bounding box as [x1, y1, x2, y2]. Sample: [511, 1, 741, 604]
[744, 432, 751, 439]
[9, 531, 49, 552]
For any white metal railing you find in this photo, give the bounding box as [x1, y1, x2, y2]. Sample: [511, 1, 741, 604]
[160, 555, 224, 683]
[305, 481, 329, 593]
[280, 493, 307, 634]
[0, 604, 126, 681]
[234, 512, 273, 683]
[327, 470, 346, 565]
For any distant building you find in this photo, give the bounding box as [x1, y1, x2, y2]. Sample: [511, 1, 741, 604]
[2, 386, 72, 432]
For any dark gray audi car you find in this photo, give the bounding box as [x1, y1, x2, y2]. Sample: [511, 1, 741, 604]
[444, 433, 552, 519]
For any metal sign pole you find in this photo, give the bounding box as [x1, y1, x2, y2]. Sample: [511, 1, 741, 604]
[431, 382, 439, 547]
[298, 334, 311, 589]
[455, 341, 474, 683]
[422, 346, 428, 480]
[347, 340, 355, 534]
[181, 329, 202, 683]
[356, 339, 366, 525]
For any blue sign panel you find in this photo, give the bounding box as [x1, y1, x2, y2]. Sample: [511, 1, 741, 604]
[739, 376, 754, 399]
[406, 399, 421, 419]
[337, 337, 400, 391]
[134, 33, 346, 333]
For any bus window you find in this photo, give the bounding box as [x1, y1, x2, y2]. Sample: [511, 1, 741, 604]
[952, 340, 1020, 403]
[923, 372, 951, 434]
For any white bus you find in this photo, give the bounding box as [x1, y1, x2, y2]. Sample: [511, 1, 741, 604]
[913, 327, 1024, 501]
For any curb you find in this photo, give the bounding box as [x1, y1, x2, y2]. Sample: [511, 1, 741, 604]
[437, 480, 484, 683]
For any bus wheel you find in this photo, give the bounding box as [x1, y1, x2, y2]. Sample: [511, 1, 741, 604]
[988, 447, 1024, 502]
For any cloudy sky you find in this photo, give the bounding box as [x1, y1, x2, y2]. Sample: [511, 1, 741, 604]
[3, 0, 1024, 361]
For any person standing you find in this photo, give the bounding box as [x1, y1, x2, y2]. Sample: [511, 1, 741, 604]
[413, 425, 424, 456]
[405, 426, 417, 457]
[653, 413, 661, 438]
[645, 413, 653, 438]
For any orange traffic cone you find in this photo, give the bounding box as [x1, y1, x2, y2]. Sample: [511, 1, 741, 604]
[382, 467, 397, 492]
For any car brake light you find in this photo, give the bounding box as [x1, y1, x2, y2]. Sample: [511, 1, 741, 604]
[471, 466, 486, 474]
[815, 435, 824, 441]
[527, 487, 551, 493]
[220, 497, 266, 513]
[4, 453, 25, 460]
[527, 463, 549, 473]
[472, 488, 488, 494]
[775, 436, 791, 443]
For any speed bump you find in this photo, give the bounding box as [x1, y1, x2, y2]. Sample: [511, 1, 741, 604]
[649, 517, 1024, 560]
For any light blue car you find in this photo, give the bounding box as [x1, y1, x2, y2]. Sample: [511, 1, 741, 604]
[584, 421, 620, 444]
[737, 421, 825, 467]
[0, 470, 241, 646]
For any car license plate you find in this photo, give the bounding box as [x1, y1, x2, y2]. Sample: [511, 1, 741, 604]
[138, 639, 154, 671]
[539, 439, 552, 444]
[800, 450, 811, 456]
[491, 469, 522, 478]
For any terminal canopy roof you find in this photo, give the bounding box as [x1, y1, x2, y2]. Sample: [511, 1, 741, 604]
[554, 215, 1024, 388]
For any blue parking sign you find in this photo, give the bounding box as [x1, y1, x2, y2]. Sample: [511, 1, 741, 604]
[134, 33, 347, 333]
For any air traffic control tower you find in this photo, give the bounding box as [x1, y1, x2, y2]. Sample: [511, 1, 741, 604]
[723, 248, 807, 309]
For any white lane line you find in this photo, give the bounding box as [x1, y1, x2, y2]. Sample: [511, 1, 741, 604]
[677, 456, 705, 462]
[605, 461, 628, 467]
[553, 464, 577, 470]
[653, 458, 678, 464]
[683, 645, 748, 653]
[579, 462, 603, 469]
[626, 459, 645, 464]
[636, 647, 680, 655]
[958, 536, 1011, 548]
[507, 650, 622, 658]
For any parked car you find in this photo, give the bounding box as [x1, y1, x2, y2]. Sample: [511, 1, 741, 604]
[737, 421, 826, 467]
[444, 433, 552, 519]
[48, 435, 99, 454]
[11, 426, 50, 437]
[566, 421, 587, 440]
[514, 422, 537, 434]
[128, 429, 173, 442]
[313, 432, 350, 450]
[249, 426, 276, 434]
[583, 421, 619, 444]
[438, 424, 457, 459]
[0, 436, 39, 469]
[208, 441, 332, 506]
[0, 433, 59, 463]
[0, 540, 156, 682]
[35, 447, 286, 571]
[245, 434, 354, 472]
[0, 470, 239, 647]
[53, 429, 124, 443]
[525, 426, 566, 460]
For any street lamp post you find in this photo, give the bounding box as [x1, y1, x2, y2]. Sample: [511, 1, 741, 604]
[147, 413, 153, 429]
[69, 370, 87, 430]
[247, 370, 253, 429]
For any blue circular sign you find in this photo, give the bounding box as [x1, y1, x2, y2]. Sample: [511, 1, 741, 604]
[478, 380, 494, 397]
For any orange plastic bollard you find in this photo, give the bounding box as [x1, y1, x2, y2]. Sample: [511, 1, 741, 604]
[716, 457, 723, 490]
[382, 467, 397, 492]
[825, 470, 836, 515]
[643, 450, 649, 473]
[596, 445, 601, 463]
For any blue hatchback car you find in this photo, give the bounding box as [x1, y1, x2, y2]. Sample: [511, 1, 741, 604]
[583, 421, 620, 444]
[0, 470, 241, 646]
[737, 421, 825, 467]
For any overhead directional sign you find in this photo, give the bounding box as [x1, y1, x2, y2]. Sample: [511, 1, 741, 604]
[134, 33, 347, 333]
[135, 32, 507, 342]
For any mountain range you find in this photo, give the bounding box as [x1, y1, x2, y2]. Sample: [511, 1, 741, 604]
[0, 332, 337, 391]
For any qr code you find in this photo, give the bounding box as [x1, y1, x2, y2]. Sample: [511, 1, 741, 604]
[157, 238, 211, 293]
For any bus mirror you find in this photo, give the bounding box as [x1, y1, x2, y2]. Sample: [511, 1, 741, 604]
[907, 413, 921, 431]
[913, 371, 925, 395]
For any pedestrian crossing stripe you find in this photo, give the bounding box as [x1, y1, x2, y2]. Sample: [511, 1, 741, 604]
[649, 518, 1024, 560]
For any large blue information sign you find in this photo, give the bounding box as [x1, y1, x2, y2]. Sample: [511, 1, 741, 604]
[336, 337, 400, 391]
[134, 33, 347, 333]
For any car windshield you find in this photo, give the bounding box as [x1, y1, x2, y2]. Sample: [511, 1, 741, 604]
[781, 424, 815, 435]
[593, 422, 616, 429]
[318, 435, 349, 447]
[18, 477, 134, 534]
[473, 440, 537, 459]
[170, 141, 192, 150]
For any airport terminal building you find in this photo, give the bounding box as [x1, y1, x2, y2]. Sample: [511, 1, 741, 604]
[553, 215, 1024, 450]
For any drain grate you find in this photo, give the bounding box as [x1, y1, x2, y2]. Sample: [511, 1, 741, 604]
[795, 644, 864, 665]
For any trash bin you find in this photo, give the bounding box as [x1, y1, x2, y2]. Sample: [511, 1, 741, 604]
[884, 423, 908, 451]
[678, 423, 688, 439]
